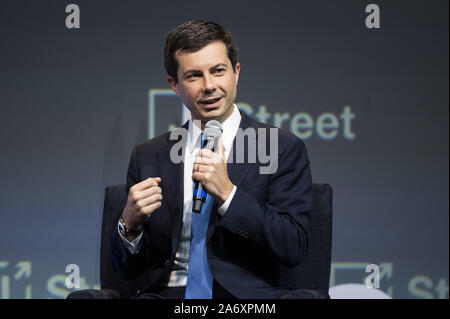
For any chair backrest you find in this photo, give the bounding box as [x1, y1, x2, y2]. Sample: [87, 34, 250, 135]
[280, 183, 333, 294]
[99, 183, 333, 298]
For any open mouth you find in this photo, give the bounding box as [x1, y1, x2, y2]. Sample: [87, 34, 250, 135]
[198, 97, 223, 109]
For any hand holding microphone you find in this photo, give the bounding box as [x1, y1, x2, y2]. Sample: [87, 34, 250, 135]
[192, 120, 234, 212]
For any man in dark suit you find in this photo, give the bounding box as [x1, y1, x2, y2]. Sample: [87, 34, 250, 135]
[110, 20, 313, 299]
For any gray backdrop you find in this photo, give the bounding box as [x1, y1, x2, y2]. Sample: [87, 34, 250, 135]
[0, 0, 448, 298]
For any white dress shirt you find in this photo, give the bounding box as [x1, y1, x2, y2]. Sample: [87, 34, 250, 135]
[119, 104, 241, 287]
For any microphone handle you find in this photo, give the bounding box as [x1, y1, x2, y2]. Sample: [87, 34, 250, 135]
[192, 136, 216, 213]
[192, 181, 206, 213]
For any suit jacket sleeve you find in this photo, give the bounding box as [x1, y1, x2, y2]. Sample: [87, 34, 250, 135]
[217, 135, 312, 267]
[110, 146, 152, 280]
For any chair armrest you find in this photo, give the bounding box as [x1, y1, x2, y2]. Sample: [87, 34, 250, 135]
[279, 289, 330, 299]
[66, 289, 121, 299]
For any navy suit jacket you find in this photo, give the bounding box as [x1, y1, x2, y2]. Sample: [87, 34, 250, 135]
[111, 111, 313, 298]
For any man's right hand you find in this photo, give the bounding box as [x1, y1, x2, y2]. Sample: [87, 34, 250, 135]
[121, 177, 163, 233]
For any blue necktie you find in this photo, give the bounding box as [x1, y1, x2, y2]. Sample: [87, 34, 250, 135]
[185, 133, 214, 299]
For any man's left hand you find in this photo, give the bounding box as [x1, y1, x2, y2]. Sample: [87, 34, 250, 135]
[192, 136, 234, 207]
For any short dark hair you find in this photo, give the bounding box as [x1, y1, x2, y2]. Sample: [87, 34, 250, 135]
[164, 20, 239, 83]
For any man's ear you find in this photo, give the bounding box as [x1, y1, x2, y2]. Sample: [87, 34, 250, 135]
[234, 62, 240, 85]
[167, 76, 180, 95]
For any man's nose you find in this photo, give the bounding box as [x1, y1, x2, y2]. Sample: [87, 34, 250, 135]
[202, 74, 216, 93]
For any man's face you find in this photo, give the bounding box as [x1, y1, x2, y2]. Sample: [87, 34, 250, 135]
[168, 41, 240, 127]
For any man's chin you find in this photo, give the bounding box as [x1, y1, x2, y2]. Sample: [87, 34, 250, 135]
[198, 108, 221, 121]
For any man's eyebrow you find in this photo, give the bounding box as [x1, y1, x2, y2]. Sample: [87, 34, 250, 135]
[182, 69, 201, 78]
[210, 63, 228, 70]
[182, 63, 229, 78]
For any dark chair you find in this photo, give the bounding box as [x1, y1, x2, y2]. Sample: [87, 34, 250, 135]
[67, 183, 332, 299]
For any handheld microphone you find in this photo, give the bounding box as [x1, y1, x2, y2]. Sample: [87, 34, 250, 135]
[192, 120, 223, 213]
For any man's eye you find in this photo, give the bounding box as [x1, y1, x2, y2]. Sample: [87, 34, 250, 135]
[214, 68, 225, 74]
[187, 74, 200, 79]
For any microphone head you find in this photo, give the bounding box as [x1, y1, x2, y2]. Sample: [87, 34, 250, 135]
[204, 120, 223, 139]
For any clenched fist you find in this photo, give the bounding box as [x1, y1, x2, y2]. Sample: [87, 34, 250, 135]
[121, 177, 163, 239]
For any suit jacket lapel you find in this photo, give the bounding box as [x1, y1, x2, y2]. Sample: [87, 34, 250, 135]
[207, 111, 258, 243]
[164, 121, 189, 254]
[227, 111, 257, 188]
